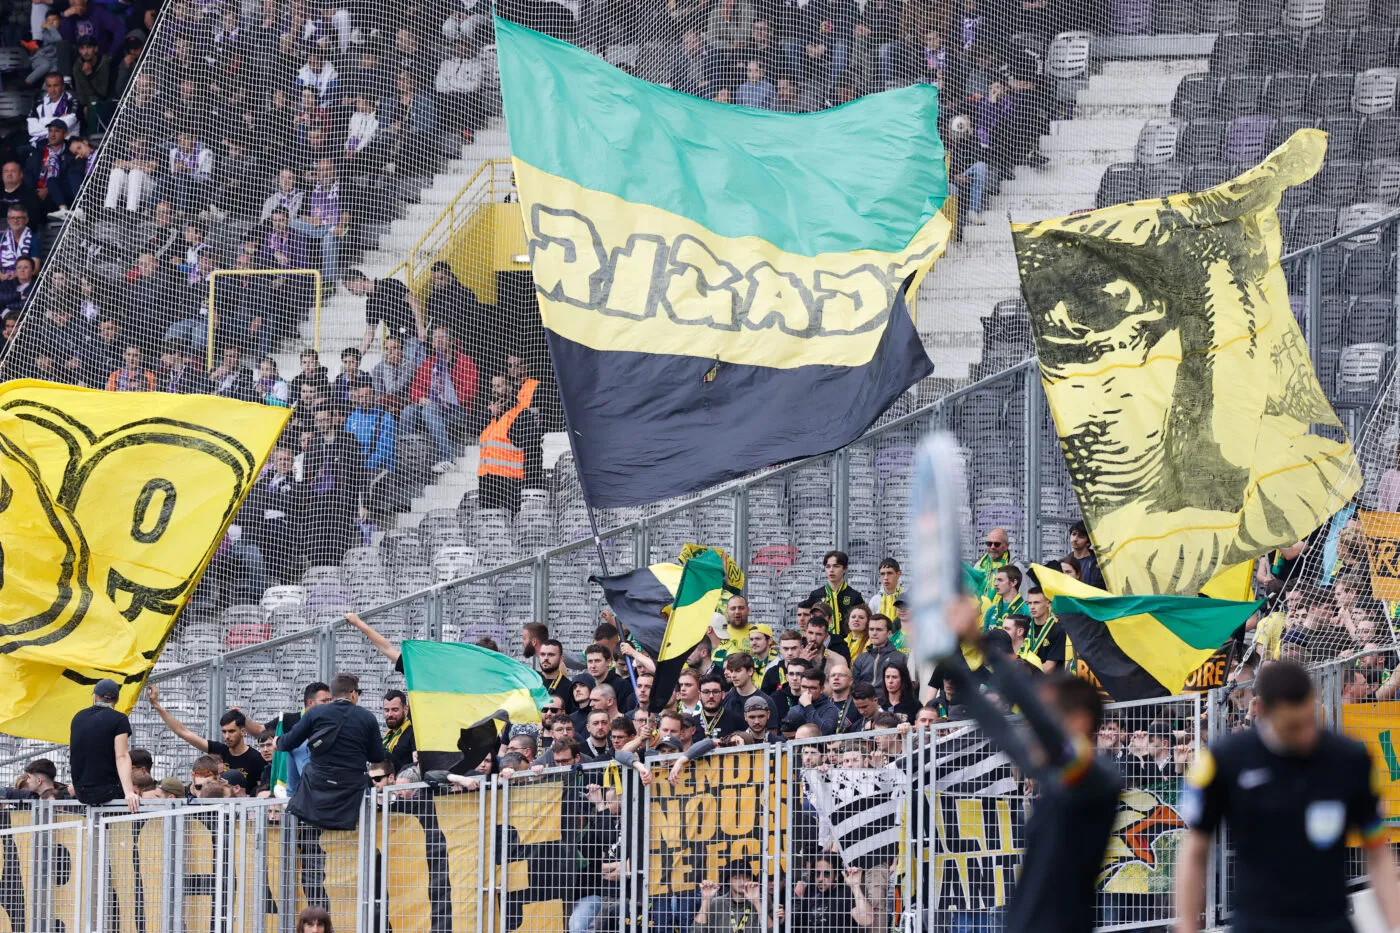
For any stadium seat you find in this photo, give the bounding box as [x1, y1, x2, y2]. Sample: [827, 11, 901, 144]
[1360, 114, 1400, 159]
[1263, 73, 1312, 115]
[1222, 114, 1276, 163]
[1314, 160, 1362, 204]
[1282, 0, 1326, 28]
[1220, 74, 1267, 116]
[1353, 69, 1399, 115]
[1300, 29, 1350, 73]
[1047, 32, 1093, 79]
[1309, 72, 1359, 115]
[1327, 0, 1372, 27]
[1209, 32, 1254, 75]
[1343, 248, 1392, 295]
[1179, 118, 1226, 163]
[1336, 343, 1391, 402]
[1143, 164, 1186, 198]
[1197, 0, 1241, 31]
[1319, 115, 1362, 157]
[1237, 0, 1283, 30]
[1318, 297, 1347, 349]
[1337, 202, 1391, 244]
[1111, 0, 1154, 34]
[1359, 159, 1400, 203]
[1153, 0, 1196, 32]
[1135, 118, 1181, 164]
[1250, 31, 1300, 73]
[1286, 205, 1337, 250]
[1096, 163, 1147, 207]
[1348, 28, 1396, 70]
[1173, 73, 1221, 119]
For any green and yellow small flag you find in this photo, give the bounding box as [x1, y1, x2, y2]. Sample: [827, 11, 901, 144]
[646, 548, 727, 713]
[1034, 565, 1261, 700]
[400, 640, 551, 752]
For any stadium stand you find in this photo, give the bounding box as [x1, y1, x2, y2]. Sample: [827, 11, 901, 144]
[0, 0, 1396, 781]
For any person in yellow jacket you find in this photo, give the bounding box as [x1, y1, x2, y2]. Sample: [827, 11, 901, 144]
[477, 371, 541, 513]
[972, 527, 1012, 603]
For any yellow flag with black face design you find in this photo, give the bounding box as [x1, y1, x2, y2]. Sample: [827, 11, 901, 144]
[0, 380, 289, 741]
[1012, 129, 1357, 597]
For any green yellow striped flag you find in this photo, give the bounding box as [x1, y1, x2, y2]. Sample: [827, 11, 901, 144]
[648, 548, 727, 713]
[495, 15, 947, 508]
[400, 640, 551, 752]
[1034, 565, 1261, 700]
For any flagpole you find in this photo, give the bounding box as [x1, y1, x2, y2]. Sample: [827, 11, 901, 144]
[585, 502, 641, 694]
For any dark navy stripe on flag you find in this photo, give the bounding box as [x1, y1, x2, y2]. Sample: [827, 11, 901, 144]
[546, 288, 932, 508]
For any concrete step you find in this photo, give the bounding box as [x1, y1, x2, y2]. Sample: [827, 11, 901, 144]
[1099, 57, 1210, 79]
[1079, 73, 1190, 107]
[1041, 145, 1136, 166]
[1043, 118, 1146, 150]
[1074, 101, 1171, 121]
[999, 165, 1106, 196]
[1002, 192, 1096, 216]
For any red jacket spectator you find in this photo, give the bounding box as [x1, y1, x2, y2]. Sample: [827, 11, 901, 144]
[409, 349, 478, 411]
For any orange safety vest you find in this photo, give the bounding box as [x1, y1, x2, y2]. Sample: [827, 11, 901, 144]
[478, 378, 538, 480]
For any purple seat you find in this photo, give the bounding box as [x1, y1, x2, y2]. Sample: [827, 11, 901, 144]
[1111, 0, 1153, 33]
[1222, 115, 1277, 164]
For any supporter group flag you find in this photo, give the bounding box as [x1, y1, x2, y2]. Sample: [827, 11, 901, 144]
[593, 548, 727, 712]
[495, 16, 947, 508]
[400, 640, 551, 769]
[1034, 565, 1261, 700]
[0, 380, 288, 742]
[1013, 129, 1357, 597]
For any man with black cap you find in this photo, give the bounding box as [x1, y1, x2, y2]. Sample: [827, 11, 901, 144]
[69, 678, 139, 812]
[277, 672, 385, 830]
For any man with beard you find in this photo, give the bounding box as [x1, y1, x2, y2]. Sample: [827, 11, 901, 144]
[382, 690, 415, 773]
[537, 637, 576, 713]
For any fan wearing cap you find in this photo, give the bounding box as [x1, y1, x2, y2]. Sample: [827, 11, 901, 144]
[734, 695, 783, 745]
[69, 678, 139, 812]
[747, 623, 780, 677]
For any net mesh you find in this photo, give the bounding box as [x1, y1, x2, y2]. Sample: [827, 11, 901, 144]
[0, 0, 1398, 772]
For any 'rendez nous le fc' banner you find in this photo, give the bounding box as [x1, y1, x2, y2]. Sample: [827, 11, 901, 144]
[495, 16, 948, 508]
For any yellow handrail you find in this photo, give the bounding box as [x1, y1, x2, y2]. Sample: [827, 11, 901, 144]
[205, 268, 323, 368]
[389, 157, 515, 294]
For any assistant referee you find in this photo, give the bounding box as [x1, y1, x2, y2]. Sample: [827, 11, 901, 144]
[1175, 659, 1400, 933]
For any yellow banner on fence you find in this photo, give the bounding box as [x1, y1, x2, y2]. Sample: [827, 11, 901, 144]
[1358, 511, 1400, 602]
[1340, 702, 1400, 843]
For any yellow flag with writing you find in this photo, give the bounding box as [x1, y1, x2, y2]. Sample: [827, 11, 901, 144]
[0, 380, 288, 741]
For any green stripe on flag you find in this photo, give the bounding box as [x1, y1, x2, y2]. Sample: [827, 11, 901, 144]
[1053, 595, 1261, 650]
[494, 15, 946, 257]
[658, 548, 726, 662]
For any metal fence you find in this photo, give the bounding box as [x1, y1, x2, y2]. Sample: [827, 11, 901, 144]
[0, 705, 1222, 933]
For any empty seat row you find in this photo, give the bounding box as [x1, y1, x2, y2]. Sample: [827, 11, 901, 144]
[1174, 70, 1399, 120]
[1208, 27, 1400, 75]
[1129, 0, 1399, 36]
[1141, 114, 1400, 166]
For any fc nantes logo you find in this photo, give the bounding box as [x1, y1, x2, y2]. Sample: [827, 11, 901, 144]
[1098, 788, 1188, 893]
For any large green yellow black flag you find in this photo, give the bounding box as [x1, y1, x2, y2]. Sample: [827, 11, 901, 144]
[1013, 129, 1356, 596]
[0, 381, 288, 741]
[496, 16, 947, 508]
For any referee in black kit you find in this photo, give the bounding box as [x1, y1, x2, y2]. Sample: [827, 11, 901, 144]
[1175, 659, 1400, 933]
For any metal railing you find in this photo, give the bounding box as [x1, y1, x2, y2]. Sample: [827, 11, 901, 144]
[0, 703, 1218, 933]
[390, 157, 518, 297]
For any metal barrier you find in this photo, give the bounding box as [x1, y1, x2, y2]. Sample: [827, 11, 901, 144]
[0, 709, 1219, 933]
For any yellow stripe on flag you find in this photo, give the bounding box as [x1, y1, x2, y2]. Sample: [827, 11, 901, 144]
[1201, 561, 1254, 602]
[408, 688, 543, 752]
[1102, 613, 1222, 695]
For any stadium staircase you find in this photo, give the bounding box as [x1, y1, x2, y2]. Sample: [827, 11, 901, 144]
[918, 55, 1210, 381]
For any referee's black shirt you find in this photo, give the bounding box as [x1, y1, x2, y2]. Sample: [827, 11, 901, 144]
[1181, 728, 1384, 933]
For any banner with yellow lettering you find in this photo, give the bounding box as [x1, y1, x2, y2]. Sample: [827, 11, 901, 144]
[0, 380, 289, 741]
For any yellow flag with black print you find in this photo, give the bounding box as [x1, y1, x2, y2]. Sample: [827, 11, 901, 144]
[0, 380, 288, 741]
[1013, 129, 1357, 597]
